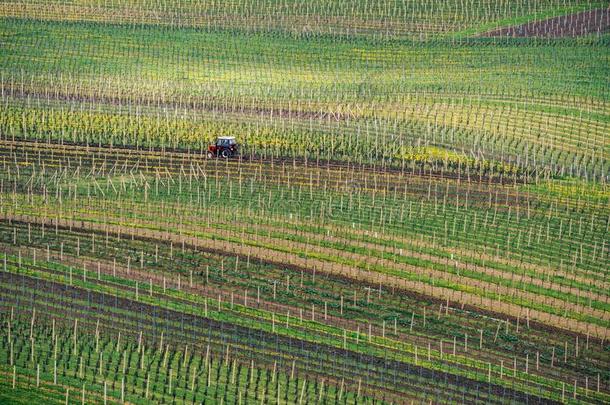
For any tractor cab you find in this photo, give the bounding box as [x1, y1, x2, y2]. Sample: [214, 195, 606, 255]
[208, 136, 238, 158]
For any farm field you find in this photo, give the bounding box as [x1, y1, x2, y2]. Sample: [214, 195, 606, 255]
[1, 1, 609, 404]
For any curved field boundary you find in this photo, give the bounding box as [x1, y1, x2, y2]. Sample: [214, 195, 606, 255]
[481, 8, 610, 38]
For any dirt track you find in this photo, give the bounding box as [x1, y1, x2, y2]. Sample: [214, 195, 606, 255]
[482, 8, 610, 38]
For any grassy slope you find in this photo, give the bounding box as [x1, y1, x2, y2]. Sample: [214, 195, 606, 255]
[1, 19, 608, 99]
[1, 19, 608, 173]
[1, 0, 605, 38]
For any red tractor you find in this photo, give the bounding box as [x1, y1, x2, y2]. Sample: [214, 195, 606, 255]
[207, 136, 238, 158]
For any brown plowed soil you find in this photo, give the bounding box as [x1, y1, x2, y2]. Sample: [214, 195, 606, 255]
[482, 8, 610, 38]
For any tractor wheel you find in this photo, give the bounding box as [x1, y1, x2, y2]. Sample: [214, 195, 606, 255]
[221, 149, 231, 158]
[207, 151, 214, 159]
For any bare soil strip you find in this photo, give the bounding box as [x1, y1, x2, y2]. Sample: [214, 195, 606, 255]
[481, 8, 610, 38]
[14, 246, 603, 387]
[5, 212, 608, 339]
